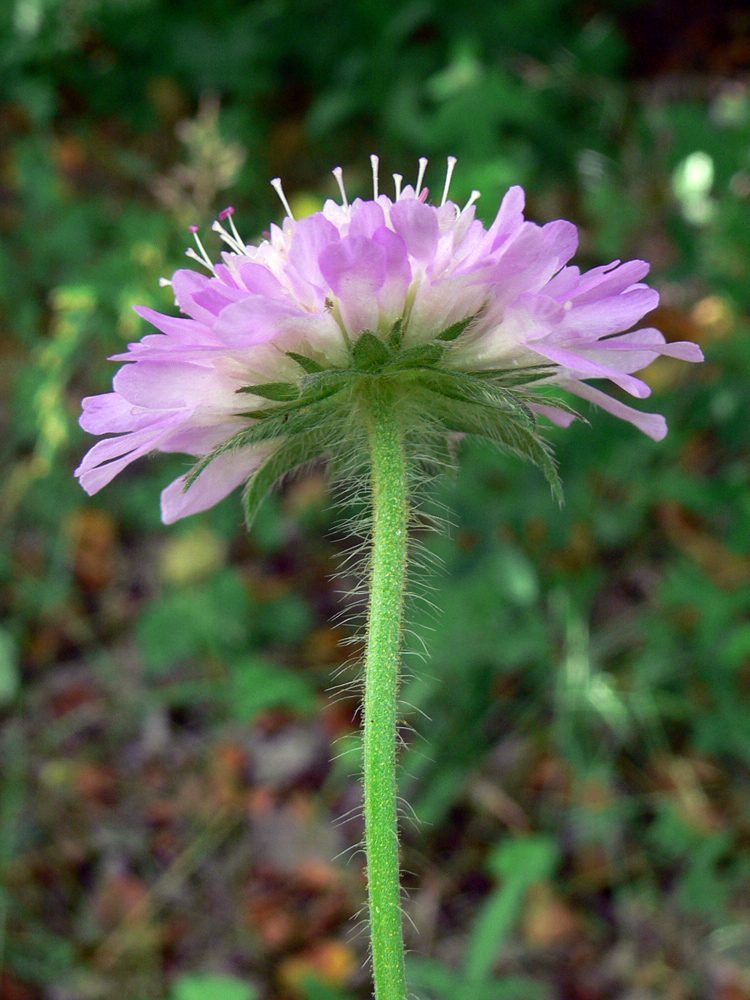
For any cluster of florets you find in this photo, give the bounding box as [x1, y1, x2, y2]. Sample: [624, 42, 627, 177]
[75, 156, 702, 522]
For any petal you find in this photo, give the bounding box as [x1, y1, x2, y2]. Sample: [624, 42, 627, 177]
[563, 380, 668, 440]
[80, 392, 153, 435]
[532, 342, 651, 398]
[171, 269, 216, 323]
[389, 199, 440, 262]
[319, 235, 386, 333]
[349, 199, 386, 239]
[530, 402, 578, 427]
[113, 360, 238, 409]
[133, 306, 214, 343]
[569, 260, 651, 304]
[213, 296, 305, 347]
[541, 220, 579, 271]
[236, 262, 288, 298]
[288, 213, 340, 290]
[487, 185, 526, 249]
[372, 226, 411, 322]
[560, 287, 660, 338]
[160, 446, 267, 524]
[191, 282, 246, 316]
[75, 417, 182, 494]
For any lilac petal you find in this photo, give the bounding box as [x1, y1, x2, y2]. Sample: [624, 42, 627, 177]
[541, 220, 579, 271]
[133, 306, 212, 343]
[454, 209, 481, 248]
[160, 447, 267, 524]
[533, 342, 652, 398]
[158, 420, 247, 455]
[530, 402, 577, 427]
[564, 380, 667, 440]
[319, 235, 386, 333]
[389, 199, 440, 262]
[349, 200, 386, 239]
[75, 417, 182, 494]
[171, 269, 216, 323]
[372, 226, 411, 320]
[191, 282, 246, 316]
[564, 328, 703, 374]
[213, 296, 304, 346]
[214, 263, 243, 289]
[113, 361, 238, 409]
[80, 393, 152, 435]
[288, 214, 339, 290]
[544, 265, 582, 300]
[477, 223, 567, 303]
[407, 272, 488, 345]
[570, 260, 651, 304]
[236, 262, 288, 298]
[487, 185, 526, 250]
[561, 287, 660, 338]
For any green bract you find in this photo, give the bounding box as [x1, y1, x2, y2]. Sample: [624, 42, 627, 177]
[186, 317, 578, 524]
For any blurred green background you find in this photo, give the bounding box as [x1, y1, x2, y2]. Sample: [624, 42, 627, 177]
[1, 1, 750, 998]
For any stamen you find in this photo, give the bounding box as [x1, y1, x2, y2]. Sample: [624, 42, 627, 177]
[185, 247, 216, 275]
[463, 189, 481, 212]
[415, 157, 428, 197]
[223, 208, 245, 249]
[393, 173, 403, 199]
[441, 156, 458, 207]
[270, 177, 295, 219]
[332, 166, 348, 208]
[370, 154, 379, 199]
[419, 188, 429, 203]
[186, 227, 216, 273]
[158, 276, 172, 287]
[211, 219, 245, 255]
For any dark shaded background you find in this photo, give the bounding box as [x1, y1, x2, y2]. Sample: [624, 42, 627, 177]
[1, 1, 750, 998]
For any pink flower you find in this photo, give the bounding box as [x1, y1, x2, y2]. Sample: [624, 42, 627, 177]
[75, 157, 703, 522]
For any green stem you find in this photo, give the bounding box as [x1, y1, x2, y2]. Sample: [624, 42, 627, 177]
[362, 382, 408, 1000]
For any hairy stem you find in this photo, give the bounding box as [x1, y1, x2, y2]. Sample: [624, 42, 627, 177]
[362, 382, 408, 1000]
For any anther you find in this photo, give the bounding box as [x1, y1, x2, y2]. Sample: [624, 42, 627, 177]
[393, 173, 403, 199]
[441, 156, 457, 207]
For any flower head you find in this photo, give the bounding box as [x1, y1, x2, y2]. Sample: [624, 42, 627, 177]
[76, 156, 703, 522]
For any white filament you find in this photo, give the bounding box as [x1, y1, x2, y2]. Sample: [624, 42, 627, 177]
[332, 166, 349, 208]
[371, 154, 379, 199]
[211, 220, 245, 255]
[415, 157, 428, 197]
[270, 177, 295, 219]
[186, 232, 216, 274]
[463, 189, 481, 211]
[441, 156, 458, 207]
[226, 213, 244, 248]
[393, 173, 403, 199]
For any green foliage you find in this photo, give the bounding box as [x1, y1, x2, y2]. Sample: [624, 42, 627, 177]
[171, 974, 257, 1000]
[137, 570, 254, 675]
[228, 655, 316, 722]
[406, 837, 558, 998]
[465, 838, 559, 982]
[0, 628, 20, 706]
